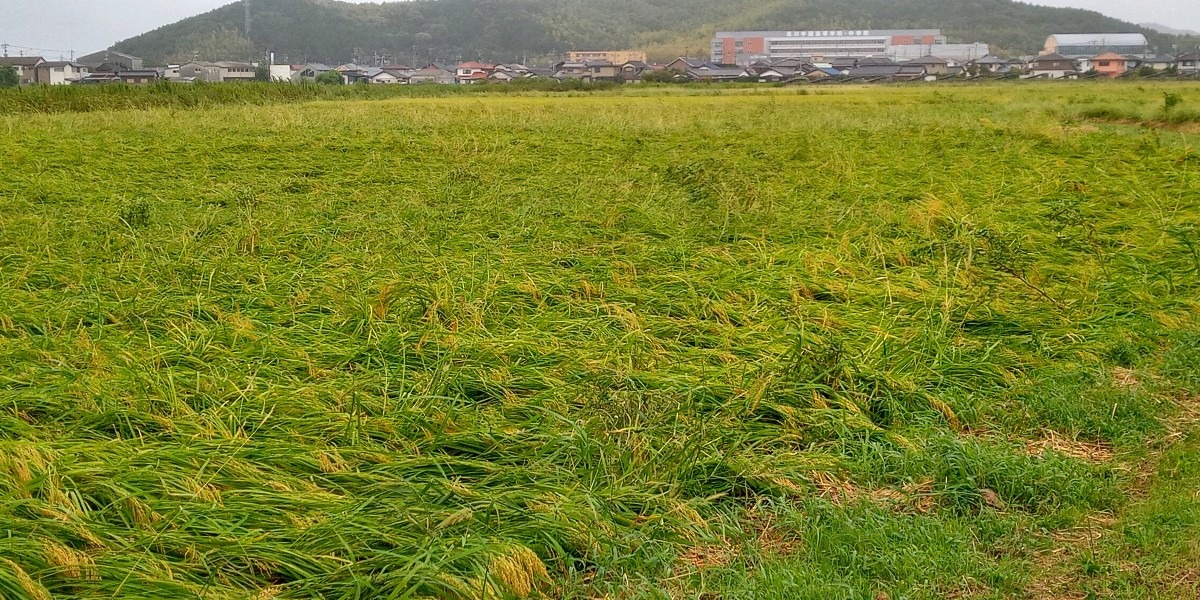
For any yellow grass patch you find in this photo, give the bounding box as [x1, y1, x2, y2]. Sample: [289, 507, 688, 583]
[1025, 431, 1115, 463]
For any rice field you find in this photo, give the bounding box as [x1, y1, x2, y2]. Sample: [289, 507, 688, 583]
[1, 83, 1199, 599]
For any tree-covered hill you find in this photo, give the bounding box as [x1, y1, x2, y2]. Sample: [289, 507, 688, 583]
[113, 0, 1200, 65]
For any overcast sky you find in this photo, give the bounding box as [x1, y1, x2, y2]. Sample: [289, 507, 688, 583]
[1, 0, 1197, 59]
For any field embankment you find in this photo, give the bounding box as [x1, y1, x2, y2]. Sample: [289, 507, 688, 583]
[1, 85, 1199, 598]
[0, 80, 631, 115]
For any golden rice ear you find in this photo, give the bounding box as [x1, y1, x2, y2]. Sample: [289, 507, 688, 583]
[2, 558, 52, 600]
[437, 573, 482, 599]
[42, 540, 99, 580]
[487, 544, 549, 598]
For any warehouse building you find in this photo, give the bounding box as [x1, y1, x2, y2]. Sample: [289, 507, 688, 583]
[1041, 33, 1150, 58]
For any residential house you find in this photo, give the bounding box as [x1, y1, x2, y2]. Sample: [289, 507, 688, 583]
[360, 67, 401, 84]
[583, 60, 619, 81]
[381, 65, 415, 80]
[972, 55, 1006, 73]
[162, 65, 182, 79]
[1140, 55, 1176, 71]
[335, 64, 370, 83]
[179, 61, 224, 82]
[454, 61, 494, 84]
[79, 68, 158, 84]
[0, 56, 46, 84]
[35, 61, 90, 85]
[1176, 52, 1198, 74]
[77, 72, 122, 84]
[846, 64, 926, 81]
[493, 63, 531, 75]
[750, 66, 796, 82]
[804, 66, 843, 81]
[666, 57, 719, 71]
[117, 70, 160, 85]
[1026, 53, 1078, 78]
[895, 65, 930, 80]
[828, 57, 858, 71]
[77, 49, 143, 70]
[1087, 51, 1130, 77]
[293, 63, 335, 82]
[408, 66, 455, 84]
[554, 61, 588, 79]
[337, 65, 371, 83]
[746, 62, 806, 81]
[764, 57, 812, 69]
[906, 55, 949, 75]
[686, 67, 748, 81]
[670, 57, 743, 80]
[217, 61, 256, 81]
[489, 70, 516, 82]
[856, 57, 896, 67]
[618, 61, 649, 81]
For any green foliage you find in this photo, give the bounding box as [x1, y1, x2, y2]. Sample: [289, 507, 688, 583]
[640, 68, 687, 83]
[1162, 91, 1183, 113]
[254, 64, 271, 81]
[0, 65, 18, 88]
[117, 199, 153, 229]
[110, 0, 1200, 64]
[315, 69, 344, 85]
[1, 84, 1199, 598]
[168, 25, 257, 64]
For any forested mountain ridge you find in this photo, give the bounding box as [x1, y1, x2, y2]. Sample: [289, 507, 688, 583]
[113, 0, 1200, 65]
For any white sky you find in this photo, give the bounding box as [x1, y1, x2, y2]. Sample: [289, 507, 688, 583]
[1, 0, 1197, 60]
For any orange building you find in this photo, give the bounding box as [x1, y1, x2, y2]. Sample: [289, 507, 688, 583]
[1089, 51, 1130, 77]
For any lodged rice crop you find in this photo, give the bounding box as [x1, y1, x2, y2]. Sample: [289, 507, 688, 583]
[1, 83, 1199, 598]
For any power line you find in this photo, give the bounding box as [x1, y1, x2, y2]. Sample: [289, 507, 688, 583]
[1, 42, 76, 57]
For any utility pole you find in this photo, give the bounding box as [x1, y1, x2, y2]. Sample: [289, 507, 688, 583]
[1, 43, 8, 57]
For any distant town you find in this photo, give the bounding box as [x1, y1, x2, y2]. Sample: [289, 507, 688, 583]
[3, 30, 1199, 86]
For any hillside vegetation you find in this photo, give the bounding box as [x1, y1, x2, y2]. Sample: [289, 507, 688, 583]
[113, 0, 1200, 65]
[1, 84, 1199, 598]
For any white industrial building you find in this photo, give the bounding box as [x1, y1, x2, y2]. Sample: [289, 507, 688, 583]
[711, 29, 988, 65]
